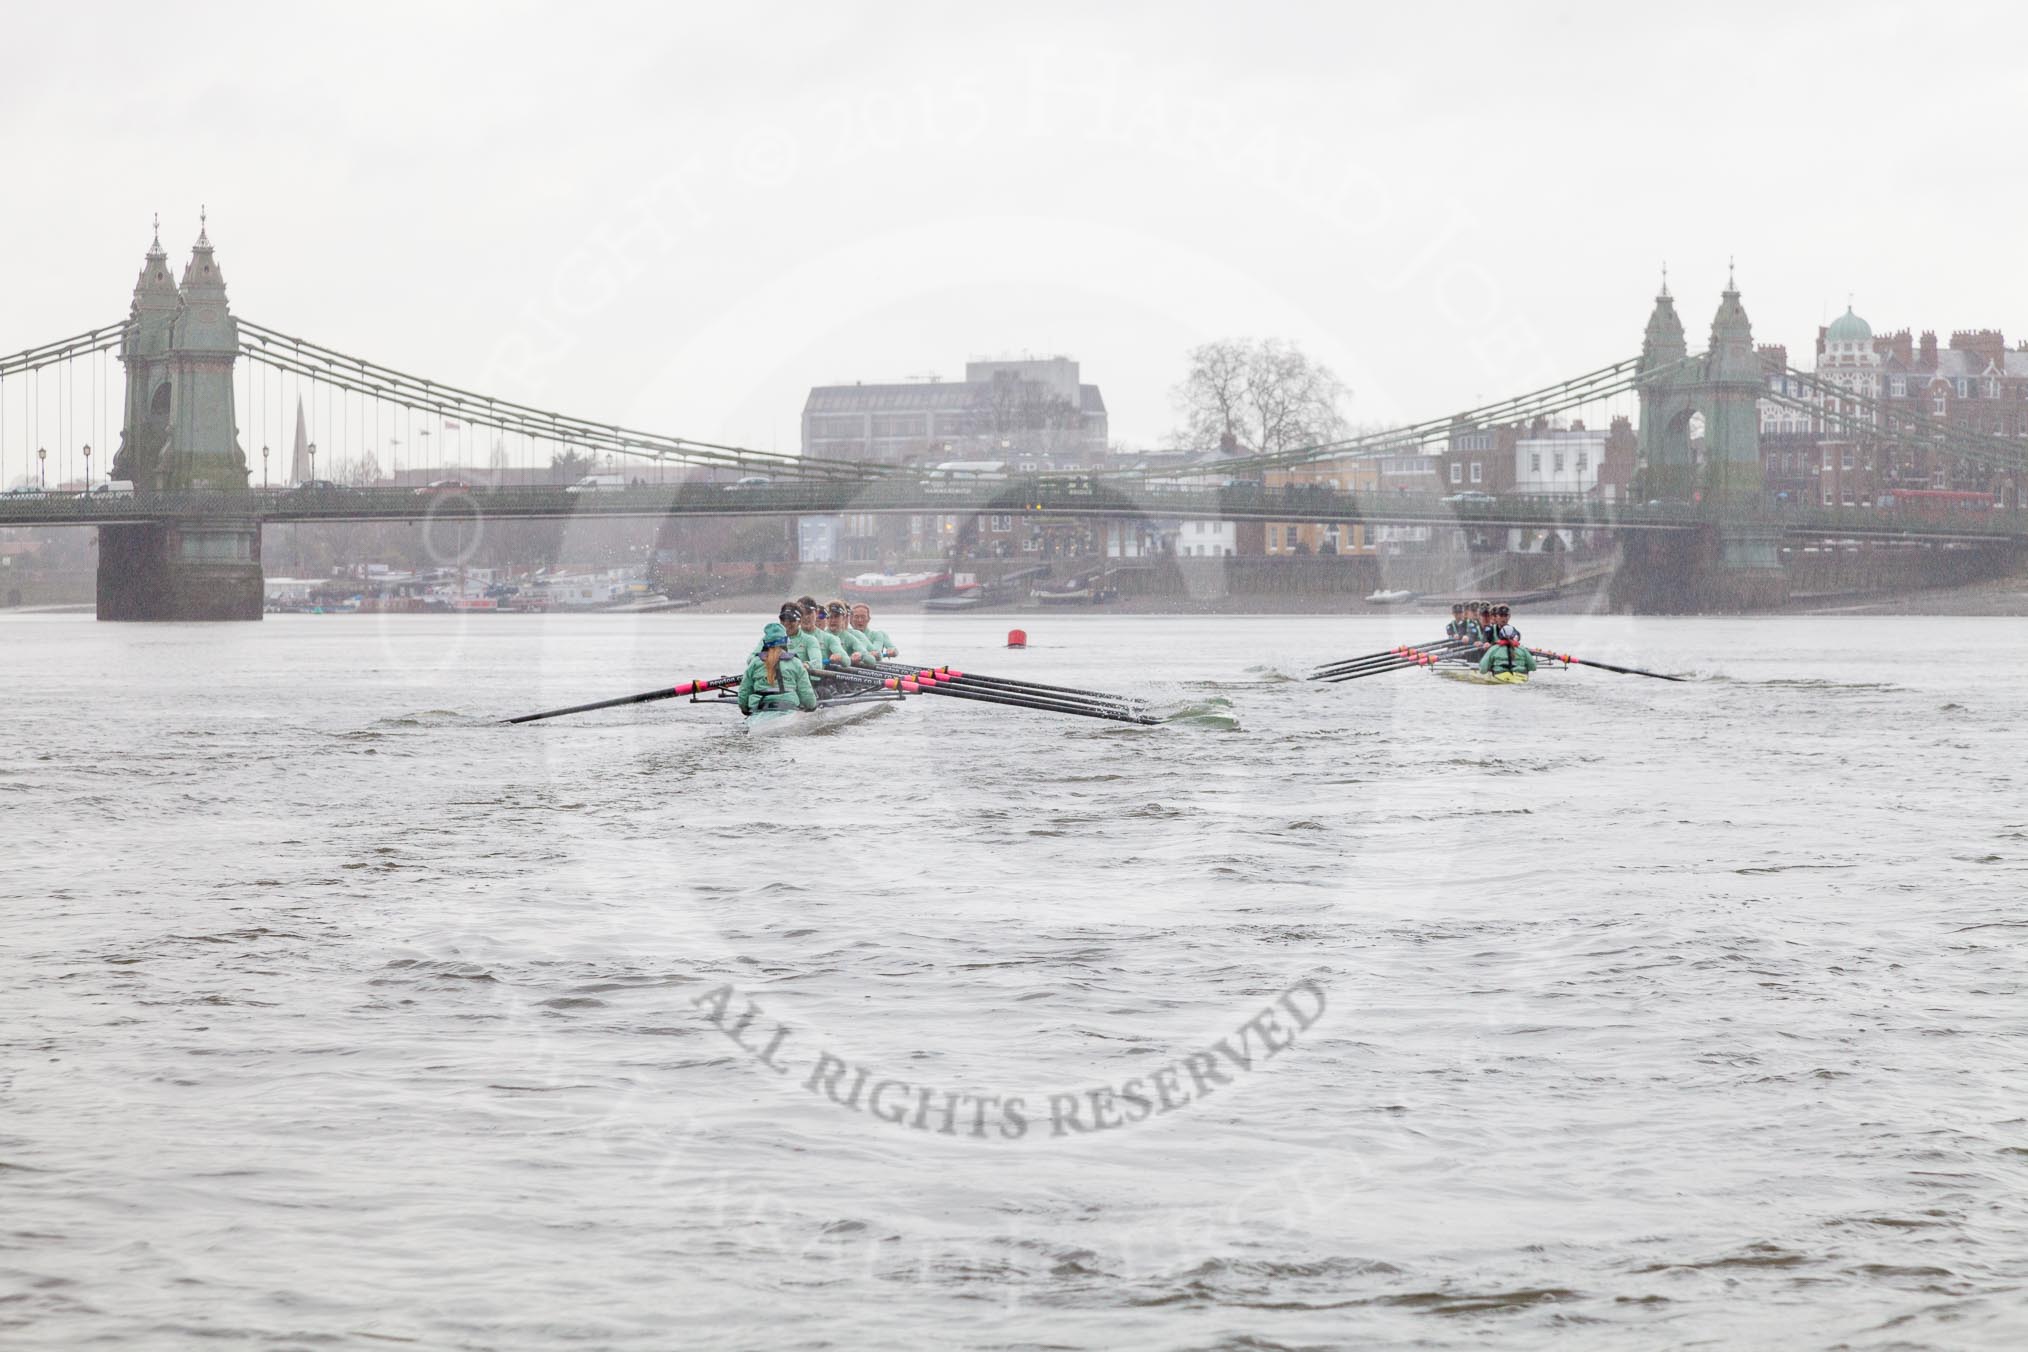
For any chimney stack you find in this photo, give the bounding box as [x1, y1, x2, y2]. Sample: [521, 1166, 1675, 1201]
[1949, 329, 2006, 370]
[1919, 331, 1938, 371]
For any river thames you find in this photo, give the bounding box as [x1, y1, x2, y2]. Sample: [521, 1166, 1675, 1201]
[3, 612, 2025, 1349]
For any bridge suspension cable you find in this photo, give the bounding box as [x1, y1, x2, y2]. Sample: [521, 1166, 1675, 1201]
[0, 322, 127, 381]
[1127, 352, 1693, 479]
[1763, 365, 2028, 476]
[0, 322, 126, 492]
[236, 319, 892, 483]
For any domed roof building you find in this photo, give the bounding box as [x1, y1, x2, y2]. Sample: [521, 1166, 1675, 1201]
[1826, 307, 1873, 346]
[1819, 304, 1882, 385]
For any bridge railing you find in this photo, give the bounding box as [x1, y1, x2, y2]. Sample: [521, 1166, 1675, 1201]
[1, 478, 2023, 539]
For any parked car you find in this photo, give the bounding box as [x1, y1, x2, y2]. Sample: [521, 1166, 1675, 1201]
[413, 479, 473, 496]
[724, 475, 773, 491]
[84, 479, 136, 498]
[1441, 490, 1497, 504]
[565, 474, 627, 494]
[2, 485, 46, 500]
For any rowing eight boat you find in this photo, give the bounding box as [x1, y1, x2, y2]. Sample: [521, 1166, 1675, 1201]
[1436, 668, 1531, 685]
[744, 699, 895, 736]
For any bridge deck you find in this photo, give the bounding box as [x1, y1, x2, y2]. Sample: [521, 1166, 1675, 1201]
[0, 481, 2020, 544]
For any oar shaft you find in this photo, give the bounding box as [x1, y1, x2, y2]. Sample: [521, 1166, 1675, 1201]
[1319, 657, 1425, 683]
[1528, 649, 1685, 682]
[890, 677, 1159, 725]
[878, 662, 1135, 705]
[816, 689, 905, 707]
[925, 673, 1137, 711]
[1313, 640, 1473, 680]
[872, 665, 1141, 714]
[505, 676, 735, 724]
[1319, 639, 1480, 683]
[1312, 637, 1456, 675]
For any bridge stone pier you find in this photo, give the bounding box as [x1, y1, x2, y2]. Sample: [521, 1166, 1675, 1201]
[1610, 525, 1788, 613]
[99, 219, 261, 621]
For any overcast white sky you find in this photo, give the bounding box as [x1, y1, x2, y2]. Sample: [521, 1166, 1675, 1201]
[6, 0, 2025, 455]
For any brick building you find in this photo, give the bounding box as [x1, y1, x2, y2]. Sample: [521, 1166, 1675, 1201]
[1440, 426, 1516, 494]
[1263, 454, 1380, 557]
[1758, 308, 2028, 508]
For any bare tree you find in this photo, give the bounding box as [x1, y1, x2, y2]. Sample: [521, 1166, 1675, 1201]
[1174, 339, 1348, 454]
[977, 374, 1083, 457]
[342, 448, 383, 486]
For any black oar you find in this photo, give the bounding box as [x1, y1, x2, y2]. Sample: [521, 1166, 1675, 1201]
[1529, 649, 1686, 683]
[504, 676, 737, 725]
[815, 688, 907, 708]
[1315, 640, 1474, 682]
[875, 662, 1140, 708]
[1318, 642, 1475, 683]
[869, 665, 1147, 719]
[880, 673, 1159, 725]
[1312, 638, 1465, 678]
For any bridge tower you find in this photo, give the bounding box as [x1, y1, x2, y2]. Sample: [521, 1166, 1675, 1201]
[109, 219, 181, 488]
[98, 216, 262, 621]
[1619, 269, 1785, 610]
[1634, 268, 1765, 503]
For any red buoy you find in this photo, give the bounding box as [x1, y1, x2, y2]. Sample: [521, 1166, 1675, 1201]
[1007, 628, 1028, 649]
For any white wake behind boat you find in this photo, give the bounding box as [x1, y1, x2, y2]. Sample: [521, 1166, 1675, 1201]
[743, 700, 894, 737]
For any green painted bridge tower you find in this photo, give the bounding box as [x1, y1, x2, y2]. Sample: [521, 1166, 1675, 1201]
[1635, 267, 1766, 504]
[99, 216, 262, 621]
[1618, 269, 1786, 610]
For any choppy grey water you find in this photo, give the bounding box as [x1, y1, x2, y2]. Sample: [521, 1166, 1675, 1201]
[3, 611, 2026, 1350]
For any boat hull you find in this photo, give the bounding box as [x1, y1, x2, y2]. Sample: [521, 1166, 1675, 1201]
[743, 701, 893, 736]
[1437, 669, 1531, 685]
[841, 571, 950, 603]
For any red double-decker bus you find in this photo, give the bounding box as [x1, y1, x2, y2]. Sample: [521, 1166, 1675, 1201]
[1879, 489, 1997, 520]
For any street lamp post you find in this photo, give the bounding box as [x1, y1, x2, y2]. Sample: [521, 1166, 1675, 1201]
[308, 442, 317, 482]
[37, 447, 45, 490]
[262, 444, 270, 489]
[82, 443, 91, 489]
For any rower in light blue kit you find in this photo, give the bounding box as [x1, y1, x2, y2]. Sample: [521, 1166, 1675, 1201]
[800, 596, 853, 671]
[851, 603, 897, 658]
[737, 623, 818, 714]
[827, 601, 880, 666]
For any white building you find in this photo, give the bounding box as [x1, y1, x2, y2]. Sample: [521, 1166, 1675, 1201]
[1175, 519, 1236, 557]
[1104, 521, 1170, 558]
[1511, 428, 1605, 496]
